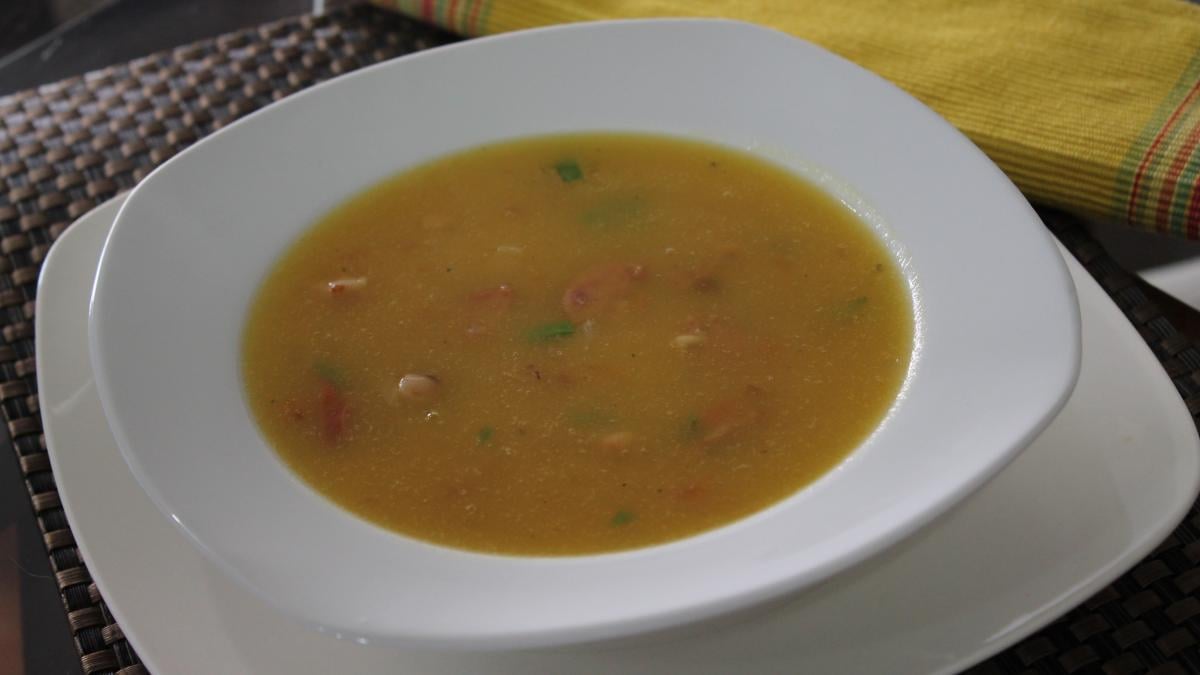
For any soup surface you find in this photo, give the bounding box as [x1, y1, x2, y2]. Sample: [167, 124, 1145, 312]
[242, 133, 913, 555]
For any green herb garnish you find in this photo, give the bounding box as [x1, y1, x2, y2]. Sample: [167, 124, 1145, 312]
[477, 426, 494, 444]
[554, 160, 583, 183]
[582, 195, 644, 229]
[527, 320, 575, 342]
[834, 295, 869, 319]
[313, 360, 346, 387]
[683, 415, 701, 439]
[566, 407, 615, 427]
[611, 510, 636, 526]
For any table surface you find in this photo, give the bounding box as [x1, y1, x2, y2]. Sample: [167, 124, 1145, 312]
[0, 3, 345, 673]
[3, 3, 1200, 674]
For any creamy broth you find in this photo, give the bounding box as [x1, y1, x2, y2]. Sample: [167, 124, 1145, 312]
[242, 133, 913, 555]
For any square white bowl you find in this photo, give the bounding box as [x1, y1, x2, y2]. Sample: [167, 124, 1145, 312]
[89, 19, 1079, 649]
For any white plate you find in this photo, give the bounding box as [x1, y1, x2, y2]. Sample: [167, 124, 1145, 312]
[87, 19, 1079, 647]
[40, 195, 1198, 674]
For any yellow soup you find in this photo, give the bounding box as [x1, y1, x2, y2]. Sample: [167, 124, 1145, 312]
[242, 133, 913, 555]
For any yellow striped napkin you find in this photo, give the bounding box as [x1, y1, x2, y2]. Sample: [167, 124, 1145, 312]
[377, 0, 1200, 238]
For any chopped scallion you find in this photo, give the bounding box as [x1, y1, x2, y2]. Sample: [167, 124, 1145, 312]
[554, 160, 583, 183]
[313, 360, 346, 387]
[528, 320, 575, 342]
[834, 295, 869, 319]
[611, 510, 636, 526]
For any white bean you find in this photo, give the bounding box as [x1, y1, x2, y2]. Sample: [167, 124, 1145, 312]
[671, 333, 706, 349]
[599, 431, 635, 452]
[398, 374, 439, 400]
[326, 277, 367, 295]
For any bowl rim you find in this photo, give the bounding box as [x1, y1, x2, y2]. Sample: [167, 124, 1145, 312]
[89, 17, 1081, 649]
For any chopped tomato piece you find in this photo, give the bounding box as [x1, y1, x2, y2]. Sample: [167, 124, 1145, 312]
[319, 381, 348, 443]
[697, 396, 758, 445]
[463, 284, 516, 337]
[469, 283, 514, 307]
[561, 263, 645, 322]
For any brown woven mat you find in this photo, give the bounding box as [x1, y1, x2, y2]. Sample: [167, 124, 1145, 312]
[2, 5, 1198, 674]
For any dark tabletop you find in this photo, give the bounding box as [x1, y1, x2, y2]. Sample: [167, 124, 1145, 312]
[0, 4, 347, 673]
[5, 3, 1200, 675]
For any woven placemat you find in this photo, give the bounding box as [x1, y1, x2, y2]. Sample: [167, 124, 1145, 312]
[1, 5, 1198, 674]
[0, 6, 449, 674]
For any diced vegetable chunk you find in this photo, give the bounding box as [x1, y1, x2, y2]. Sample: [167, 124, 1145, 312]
[611, 510, 636, 526]
[561, 263, 645, 322]
[527, 320, 575, 342]
[469, 283, 514, 306]
[835, 295, 869, 318]
[318, 381, 347, 443]
[313, 360, 346, 387]
[696, 395, 759, 445]
[554, 160, 583, 183]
